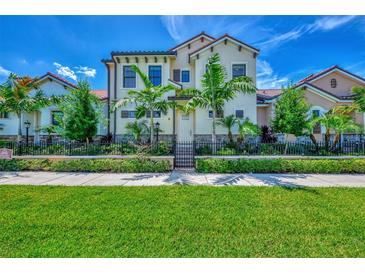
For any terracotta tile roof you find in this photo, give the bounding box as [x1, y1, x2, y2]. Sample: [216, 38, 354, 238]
[91, 89, 108, 100]
[256, 89, 282, 99]
[168, 31, 215, 51]
[111, 50, 176, 56]
[38, 72, 78, 89]
[189, 33, 260, 57]
[296, 65, 339, 85]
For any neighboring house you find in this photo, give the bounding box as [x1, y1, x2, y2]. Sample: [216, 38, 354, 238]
[102, 31, 259, 141]
[0, 72, 108, 141]
[257, 65, 365, 140]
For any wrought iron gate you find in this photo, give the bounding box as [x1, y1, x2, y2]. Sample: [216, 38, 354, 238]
[174, 141, 195, 168]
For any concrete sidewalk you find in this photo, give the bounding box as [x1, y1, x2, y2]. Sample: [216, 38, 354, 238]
[1, 171, 365, 187]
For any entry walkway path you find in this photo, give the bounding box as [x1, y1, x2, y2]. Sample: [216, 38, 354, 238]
[1, 170, 365, 187]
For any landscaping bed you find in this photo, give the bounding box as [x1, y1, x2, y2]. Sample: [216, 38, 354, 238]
[196, 158, 365, 173]
[0, 185, 365, 257]
[0, 158, 172, 173]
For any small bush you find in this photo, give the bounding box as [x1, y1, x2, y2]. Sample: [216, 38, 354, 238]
[196, 158, 365, 174]
[0, 158, 171, 173]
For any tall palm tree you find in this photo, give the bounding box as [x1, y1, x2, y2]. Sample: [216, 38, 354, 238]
[237, 118, 260, 144]
[216, 114, 237, 143]
[314, 109, 362, 151]
[181, 53, 256, 143]
[113, 65, 176, 143]
[125, 120, 148, 143]
[0, 73, 59, 142]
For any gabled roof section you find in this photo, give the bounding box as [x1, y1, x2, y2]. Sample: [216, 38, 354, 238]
[297, 82, 354, 102]
[257, 89, 282, 100]
[91, 90, 108, 100]
[189, 33, 260, 58]
[296, 65, 365, 86]
[37, 72, 77, 89]
[111, 50, 176, 56]
[169, 31, 215, 51]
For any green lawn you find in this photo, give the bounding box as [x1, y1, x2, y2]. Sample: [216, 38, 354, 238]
[1, 185, 365, 257]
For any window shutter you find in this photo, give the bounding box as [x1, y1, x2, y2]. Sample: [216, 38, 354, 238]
[173, 69, 181, 82]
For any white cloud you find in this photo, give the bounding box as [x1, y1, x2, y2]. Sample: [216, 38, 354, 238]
[257, 60, 289, 89]
[161, 16, 185, 42]
[259, 16, 357, 51]
[74, 66, 96, 78]
[160, 16, 259, 43]
[53, 62, 77, 81]
[0, 65, 11, 77]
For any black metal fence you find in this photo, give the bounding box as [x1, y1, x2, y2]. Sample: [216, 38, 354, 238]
[1, 140, 365, 157]
[0, 140, 174, 156]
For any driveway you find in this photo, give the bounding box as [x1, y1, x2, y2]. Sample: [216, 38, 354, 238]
[1, 170, 365, 187]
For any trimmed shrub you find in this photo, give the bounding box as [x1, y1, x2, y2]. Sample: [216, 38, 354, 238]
[196, 158, 365, 174]
[0, 158, 171, 173]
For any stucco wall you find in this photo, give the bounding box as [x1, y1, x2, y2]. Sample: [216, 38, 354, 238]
[312, 71, 365, 97]
[193, 39, 257, 135]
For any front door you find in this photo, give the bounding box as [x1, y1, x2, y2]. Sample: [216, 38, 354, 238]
[178, 111, 193, 141]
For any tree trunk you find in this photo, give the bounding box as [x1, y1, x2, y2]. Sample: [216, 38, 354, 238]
[150, 111, 154, 144]
[284, 134, 289, 154]
[17, 113, 22, 142]
[212, 110, 217, 153]
[331, 133, 341, 151]
[309, 133, 319, 152]
[228, 129, 233, 144]
[324, 129, 330, 152]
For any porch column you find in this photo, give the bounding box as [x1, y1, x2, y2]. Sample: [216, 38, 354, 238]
[34, 111, 40, 143]
[172, 104, 176, 141]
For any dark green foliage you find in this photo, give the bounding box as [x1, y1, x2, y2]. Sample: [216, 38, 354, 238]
[58, 80, 101, 142]
[0, 158, 171, 173]
[196, 158, 365, 173]
[271, 87, 310, 137]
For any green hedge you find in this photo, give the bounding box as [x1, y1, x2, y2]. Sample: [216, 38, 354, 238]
[196, 158, 365, 173]
[0, 158, 171, 173]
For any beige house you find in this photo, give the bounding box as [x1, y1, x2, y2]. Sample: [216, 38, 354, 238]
[257, 66, 365, 140]
[0, 72, 108, 141]
[102, 32, 365, 142]
[102, 32, 259, 141]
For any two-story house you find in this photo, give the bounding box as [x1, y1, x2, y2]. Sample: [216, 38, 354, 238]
[101, 32, 260, 141]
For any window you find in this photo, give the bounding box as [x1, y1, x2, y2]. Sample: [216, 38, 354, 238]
[312, 110, 321, 134]
[123, 66, 136, 88]
[51, 111, 63, 126]
[149, 65, 162, 86]
[121, 111, 136, 118]
[0, 112, 9, 119]
[181, 70, 190, 83]
[232, 64, 247, 78]
[173, 69, 180, 82]
[146, 110, 161, 118]
[208, 110, 223, 118]
[330, 78, 337, 88]
[235, 110, 244, 118]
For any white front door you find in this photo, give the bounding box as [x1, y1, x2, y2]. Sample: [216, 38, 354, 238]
[178, 112, 193, 141]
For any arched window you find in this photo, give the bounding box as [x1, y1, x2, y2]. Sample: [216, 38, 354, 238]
[330, 78, 337, 88]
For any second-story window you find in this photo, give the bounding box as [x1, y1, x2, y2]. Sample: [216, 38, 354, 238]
[181, 70, 190, 83]
[232, 64, 247, 78]
[149, 65, 162, 86]
[173, 69, 180, 82]
[123, 66, 136, 88]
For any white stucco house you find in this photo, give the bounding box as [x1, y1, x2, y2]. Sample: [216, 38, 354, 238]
[102, 32, 260, 141]
[0, 72, 108, 141]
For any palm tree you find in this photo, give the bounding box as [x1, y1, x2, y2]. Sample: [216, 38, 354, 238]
[181, 53, 256, 143]
[237, 118, 260, 144]
[216, 114, 237, 143]
[113, 65, 176, 143]
[0, 73, 59, 142]
[314, 109, 362, 151]
[125, 120, 148, 143]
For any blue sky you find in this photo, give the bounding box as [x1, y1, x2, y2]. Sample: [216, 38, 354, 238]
[0, 15, 364, 89]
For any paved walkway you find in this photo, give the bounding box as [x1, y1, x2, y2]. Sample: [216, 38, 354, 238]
[1, 171, 365, 187]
